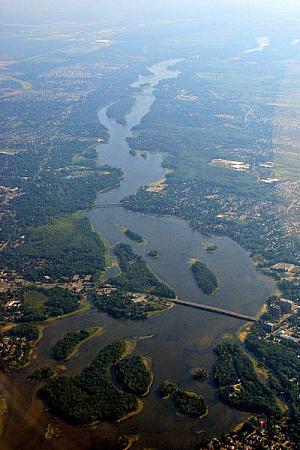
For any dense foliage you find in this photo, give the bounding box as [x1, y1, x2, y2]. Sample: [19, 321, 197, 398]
[191, 260, 219, 295]
[5, 214, 107, 282]
[92, 289, 147, 320]
[124, 229, 144, 243]
[191, 367, 208, 382]
[9, 324, 39, 341]
[245, 334, 300, 443]
[174, 390, 207, 418]
[21, 287, 80, 322]
[91, 288, 169, 320]
[213, 340, 280, 416]
[111, 244, 175, 298]
[116, 435, 131, 450]
[28, 366, 55, 381]
[51, 329, 90, 361]
[115, 355, 152, 396]
[205, 245, 218, 253]
[40, 341, 138, 424]
[157, 379, 207, 418]
[0, 324, 40, 371]
[157, 379, 178, 398]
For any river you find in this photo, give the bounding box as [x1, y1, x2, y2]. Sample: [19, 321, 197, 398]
[0, 60, 274, 450]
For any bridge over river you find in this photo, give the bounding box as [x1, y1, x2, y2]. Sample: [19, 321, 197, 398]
[94, 203, 123, 209]
[172, 298, 256, 322]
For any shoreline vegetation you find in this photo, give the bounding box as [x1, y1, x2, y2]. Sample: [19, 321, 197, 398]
[190, 259, 220, 295]
[28, 365, 67, 381]
[20, 286, 83, 323]
[190, 367, 208, 382]
[158, 379, 208, 419]
[119, 226, 144, 244]
[51, 327, 104, 361]
[116, 435, 139, 450]
[0, 323, 44, 372]
[147, 250, 159, 258]
[110, 243, 176, 298]
[213, 339, 281, 416]
[204, 244, 218, 253]
[23, 324, 44, 369]
[92, 284, 173, 320]
[40, 340, 151, 425]
[0, 292, 91, 332]
[106, 97, 136, 126]
[115, 355, 153, 397]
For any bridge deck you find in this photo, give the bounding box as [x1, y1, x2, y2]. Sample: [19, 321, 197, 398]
[172, 298, 256, 322]
[94, 203, 123, 209]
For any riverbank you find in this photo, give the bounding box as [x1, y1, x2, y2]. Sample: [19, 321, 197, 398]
[63, 326, 104, 361]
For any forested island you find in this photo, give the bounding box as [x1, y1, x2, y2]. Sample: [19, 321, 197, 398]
[116, 435, 136, 450]
[115, 355, 153, 396]
[110, 243, 175, 298]
[40, 341, 147, 425]
[191, 367, 208, 382]
[51, 327, 103, 361]
[213, 340, 280, 416]
[157, 379, 208, 419]
[191, 260, 219, 295]
[204, 244, 218, 253]
[123, 228, 144, 243]
[92, 285, 171, 320]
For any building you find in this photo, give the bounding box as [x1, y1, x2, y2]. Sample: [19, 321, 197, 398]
[263, 321, 276, 333]
[271, 262, 295, 272]
[278, 332, 298, 343]
[269, 304, 281, 319]
[279, 298, 295, 314]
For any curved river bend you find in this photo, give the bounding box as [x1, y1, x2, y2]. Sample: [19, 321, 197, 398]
[1, 61, 274, 450]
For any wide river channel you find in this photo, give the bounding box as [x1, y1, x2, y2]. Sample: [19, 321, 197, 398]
[1, 60, 275, 450]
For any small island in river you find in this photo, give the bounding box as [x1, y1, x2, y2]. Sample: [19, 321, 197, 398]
[51, 327, 103, 361]
[116, 435, 139, 450]
[190, 259, 220, 295]
[158, 379, 208, 419]
[190, 367, 208, 382]
[204, 244, 218, 253]
[123, 228, 144, 244]
[147, 250, 159, 258]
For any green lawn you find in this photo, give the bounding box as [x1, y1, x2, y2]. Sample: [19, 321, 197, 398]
[24, 290, 47, 309]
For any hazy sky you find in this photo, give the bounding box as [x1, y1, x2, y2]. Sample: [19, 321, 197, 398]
[1, 0, 300, 22]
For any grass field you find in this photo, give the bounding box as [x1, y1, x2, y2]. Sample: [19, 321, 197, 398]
[24, 290, 47, 309]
